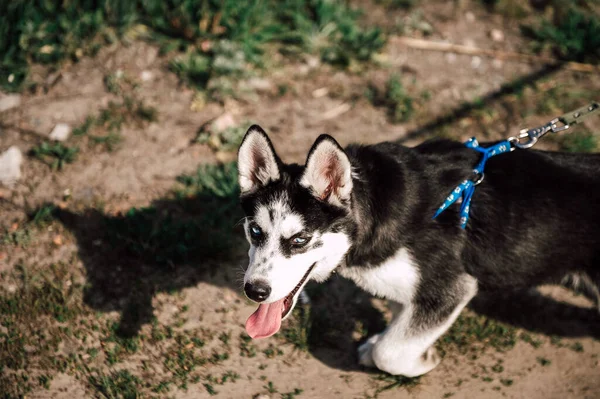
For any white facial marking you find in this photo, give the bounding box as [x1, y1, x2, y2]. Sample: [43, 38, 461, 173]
[244, 194, 351, 304]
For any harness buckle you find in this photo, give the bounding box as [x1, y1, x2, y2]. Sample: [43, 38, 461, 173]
[508, 118, 569, 149]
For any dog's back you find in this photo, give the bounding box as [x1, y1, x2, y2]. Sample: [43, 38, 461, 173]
[409, 140, 600, 295]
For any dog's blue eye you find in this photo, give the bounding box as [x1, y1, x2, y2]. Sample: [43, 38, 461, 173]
[292, 236, 309, 246]
[250, 225, 262, 238]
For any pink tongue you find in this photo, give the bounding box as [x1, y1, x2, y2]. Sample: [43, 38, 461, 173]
[245, 298, 285, 339]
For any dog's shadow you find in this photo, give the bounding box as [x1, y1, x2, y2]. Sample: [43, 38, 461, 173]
[55, 179, 246, 337]
[297, 281, 600, 372]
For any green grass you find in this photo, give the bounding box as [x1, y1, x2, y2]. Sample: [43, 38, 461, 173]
[557, 130, 598, 153]
[89, 370, 142, 399]
[281, 388, 304, 399]
[522, 6, 600, 63]
[196, 123, 249, 152]
[73, 94, 158, 152]
[373, 373, 421, 395]
[1, 0, 385, 92]
[30, 142, 79, 170]
[439, 312, 517, 356]
[2, 204, 58, 247]
[376, 0, 418, 9]
[536, 356, 552, 366]
[367, 74, 415, 123]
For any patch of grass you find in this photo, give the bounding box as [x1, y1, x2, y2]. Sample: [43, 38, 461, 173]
[263, 343, 284, 358]
[239, 333, 258, 357]
[2, 0, 385, 92]
[386, 74, 414, 123]
[557, 130, 598, 153]
[536, 356, 551, 366]
[482, 0, 531, 19]
[281, 388, 304, 399]
[264, 381, 278, 394]
[0, 262, 83, 394]
[570, 341, 584, 352]
[520, 332, 543, 348]
[522, 7, 600, 63]
[439, 312, 517, 356]
[491, 361, 504, 373]
[373, 374, 421, 394]
[367, 74, 415, 123]
[175, 162, 240, 200]
[2, 225, 33, 247]
[204, 383, 218, 396]
[281, 304, 311, 352]
[500, 378, 513, 387]
[0, 371, 34, 398]
[377, 0, 418, 9]
[196, 123, 249, 153]
[30, 142, 79, 170]
[89, 370, 142, 399]
[0, 263, 79, 324]
[74, 96, 158, 152]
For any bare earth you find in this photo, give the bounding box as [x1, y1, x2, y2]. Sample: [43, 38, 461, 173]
[1, 1, 599, 398]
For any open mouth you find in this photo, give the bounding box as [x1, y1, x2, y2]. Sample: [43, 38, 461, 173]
[245, 262, 316, 339]
[282, 262, 316, 319]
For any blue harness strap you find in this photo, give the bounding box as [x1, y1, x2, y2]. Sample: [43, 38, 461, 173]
[433, 138, 512, 228]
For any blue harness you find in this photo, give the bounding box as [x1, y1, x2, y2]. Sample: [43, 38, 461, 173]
[433, 138, 512, 228]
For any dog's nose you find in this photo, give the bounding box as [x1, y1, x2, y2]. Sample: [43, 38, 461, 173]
[244, 280, 271, 302]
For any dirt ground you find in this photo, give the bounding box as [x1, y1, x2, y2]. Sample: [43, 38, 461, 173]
[1, 1, 600, 398]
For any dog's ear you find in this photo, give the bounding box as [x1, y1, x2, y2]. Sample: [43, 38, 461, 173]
[238, 125, 281, 194]
[301, 134, 352, 208]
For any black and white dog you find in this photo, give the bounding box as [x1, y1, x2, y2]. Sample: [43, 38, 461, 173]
[238, 124, 600, 377]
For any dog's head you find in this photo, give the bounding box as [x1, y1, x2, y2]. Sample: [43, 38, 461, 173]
[238, 125, 354, 339]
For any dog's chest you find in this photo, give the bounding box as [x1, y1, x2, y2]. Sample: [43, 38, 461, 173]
[339, 248, 420, 304]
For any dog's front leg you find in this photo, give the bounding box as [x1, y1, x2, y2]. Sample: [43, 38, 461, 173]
[359, 274, 477, 377]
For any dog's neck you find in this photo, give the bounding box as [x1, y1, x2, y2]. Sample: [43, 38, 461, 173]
[341, 141, 479, 268]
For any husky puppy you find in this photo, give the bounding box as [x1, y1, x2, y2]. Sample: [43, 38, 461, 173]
[238, 125, 600, 377]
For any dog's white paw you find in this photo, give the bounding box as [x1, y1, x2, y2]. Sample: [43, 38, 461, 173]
[358, 334, 381, 368]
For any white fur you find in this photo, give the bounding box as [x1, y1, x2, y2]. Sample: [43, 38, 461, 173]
[238, 128, 280, 193]
[357, 272, 478, 377]
[339, 248, 420, 304]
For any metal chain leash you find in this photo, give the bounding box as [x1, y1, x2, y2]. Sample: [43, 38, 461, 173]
[508, 101, 599, 149]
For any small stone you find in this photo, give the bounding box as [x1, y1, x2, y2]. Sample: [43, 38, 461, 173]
[0, 146, 23, 187]
[0, 94, 21, 112]
[490, 29, 504, 42]
[312, 87, 329, 98]
[465, 11, 475, 22]
[140, 70, 153, 82]
[49, 123, 71, 141]
[245, 77, 273, 93]
[306, 56, 320, 69]
[211, 113, 236, 133]
[53, 235, 63, 246]
[471, 56, 482, 69]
